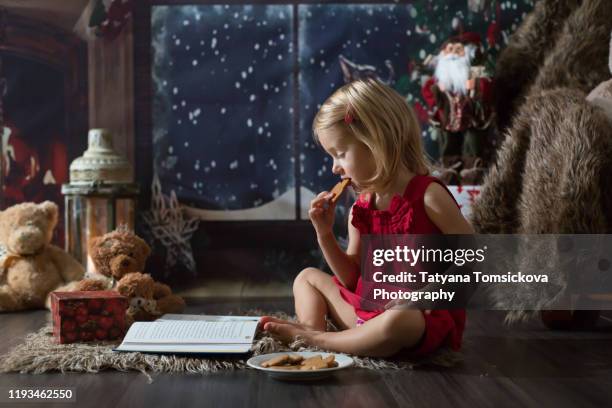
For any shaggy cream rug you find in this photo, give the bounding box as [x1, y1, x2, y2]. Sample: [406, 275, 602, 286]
[0, 311, 462, 383]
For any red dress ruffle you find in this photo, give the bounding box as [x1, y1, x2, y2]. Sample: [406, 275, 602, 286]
[333, 175, 466, 355]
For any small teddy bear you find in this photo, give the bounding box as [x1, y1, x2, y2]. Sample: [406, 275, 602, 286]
[0, 201, 85, 311]
[86, 227, 152, 286]
[116, 272, 186, 325]
[75, 228, 185, 323]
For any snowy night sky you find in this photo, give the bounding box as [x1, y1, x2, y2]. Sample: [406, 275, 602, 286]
[152, 5, 295, 216]
[152, 1, 533, 220]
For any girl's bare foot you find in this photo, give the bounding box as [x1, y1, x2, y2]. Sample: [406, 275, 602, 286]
[259, 316, 322, 331]
[260, 316, 322, 344]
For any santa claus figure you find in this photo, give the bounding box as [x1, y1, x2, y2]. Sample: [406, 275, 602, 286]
[422, 33, 494, 170]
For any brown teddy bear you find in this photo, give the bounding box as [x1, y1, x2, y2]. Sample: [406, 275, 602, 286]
[87, 227, 153, 285]
[116, 272, 186, 325]
[0, 201, 85, 311]
[76, 228, 185, 323]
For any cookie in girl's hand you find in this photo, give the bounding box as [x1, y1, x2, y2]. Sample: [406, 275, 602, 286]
[330, 178, 351, 204]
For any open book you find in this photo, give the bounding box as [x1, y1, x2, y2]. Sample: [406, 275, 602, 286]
[114, 314, 261, 355]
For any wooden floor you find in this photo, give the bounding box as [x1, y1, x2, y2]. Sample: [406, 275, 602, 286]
[2, 299, 612, 408]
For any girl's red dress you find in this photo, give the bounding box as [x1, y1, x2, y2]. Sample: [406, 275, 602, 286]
[332, 174, 466, 355]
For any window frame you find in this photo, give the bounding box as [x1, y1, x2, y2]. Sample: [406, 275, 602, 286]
[133, 0, 414, 249]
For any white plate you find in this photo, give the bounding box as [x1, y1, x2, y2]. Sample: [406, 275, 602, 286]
[247, 351, 354, 381]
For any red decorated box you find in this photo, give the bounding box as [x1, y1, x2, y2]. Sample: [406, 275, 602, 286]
[50, 291, 128, 344]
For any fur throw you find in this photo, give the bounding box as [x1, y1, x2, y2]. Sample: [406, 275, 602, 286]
[476, 0, 612, 235]
[493, 0, 581, 132]
[531, 0, 612, 94]
[517, 89, 612, 234]
[467, 1, 612, 323]
[494, 0, 612, 133]
[473, 88, 612, 234]
[472, 88, 612, 322]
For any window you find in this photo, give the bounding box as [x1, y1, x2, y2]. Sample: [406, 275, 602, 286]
[138, 1, 533, 223]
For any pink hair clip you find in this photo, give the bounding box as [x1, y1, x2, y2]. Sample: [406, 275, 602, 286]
[344, 111, 354, 125]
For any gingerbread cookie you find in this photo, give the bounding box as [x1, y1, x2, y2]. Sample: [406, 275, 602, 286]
[300, 355, 329, 370]
[260, 354, 337, 371]
[261, 354, 290, 367]
[330, 178, 351, 204]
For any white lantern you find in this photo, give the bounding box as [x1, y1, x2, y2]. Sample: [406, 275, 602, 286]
[61, 129, 139, 272]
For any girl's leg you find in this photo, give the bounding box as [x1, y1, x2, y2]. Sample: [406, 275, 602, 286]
[292, 267, 358, 331]
[264, 308, 426, 358]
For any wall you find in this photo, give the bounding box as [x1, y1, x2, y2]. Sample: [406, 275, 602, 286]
[87, 19, 135, 164]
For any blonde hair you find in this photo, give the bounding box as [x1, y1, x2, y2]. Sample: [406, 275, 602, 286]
[312, 78, 430, 193]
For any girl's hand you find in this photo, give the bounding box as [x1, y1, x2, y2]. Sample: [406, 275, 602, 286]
[309, 191, 336, 238]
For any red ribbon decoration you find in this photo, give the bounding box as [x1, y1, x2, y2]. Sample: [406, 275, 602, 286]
[344, 111, 354, 125]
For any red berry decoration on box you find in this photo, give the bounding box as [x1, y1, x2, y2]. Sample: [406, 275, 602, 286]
[62, 319, 76, 332]
[80, 331, 94, 342]
[102, 300, 118, 316]
[88, 299, 103, 312]
[76, 305, 88, 318]
[99, 316, 114, 330]
[95, 329, 108, 341]
[59, 303, 75, 317]
[108, 327, 122, 340]
[75, 314, 89, 325]
[64, 331, 78, 343]
[50, 291, 128, 344]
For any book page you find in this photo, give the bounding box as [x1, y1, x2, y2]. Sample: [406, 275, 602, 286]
[158, 314, 261, 322]
[115, 343, 252, 354]
[122, 320, 259, 345]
